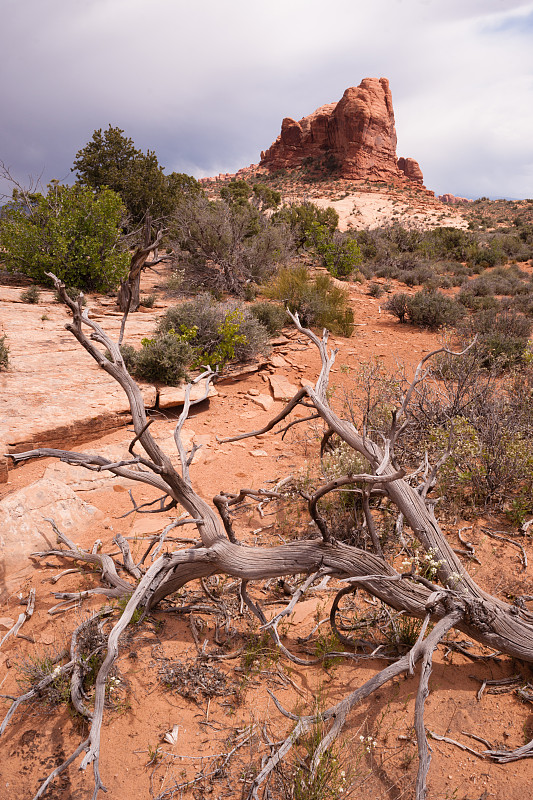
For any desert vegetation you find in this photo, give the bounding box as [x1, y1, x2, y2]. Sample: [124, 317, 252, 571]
[2, 141, 533, 800]
[2, 271, 533, 800]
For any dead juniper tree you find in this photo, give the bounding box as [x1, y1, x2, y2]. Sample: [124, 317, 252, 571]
[2, 273, 533, 800]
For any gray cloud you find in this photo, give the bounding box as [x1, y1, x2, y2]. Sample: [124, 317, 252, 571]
[1, 0, 532, 200]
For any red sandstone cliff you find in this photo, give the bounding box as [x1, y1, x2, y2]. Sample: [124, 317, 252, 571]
[259, 78, 423, 185]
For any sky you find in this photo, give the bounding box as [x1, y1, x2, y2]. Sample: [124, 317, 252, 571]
[1, 0, 532, 201]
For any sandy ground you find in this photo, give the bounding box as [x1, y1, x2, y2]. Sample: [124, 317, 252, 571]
[310, 189, 469, 231]
[0, 267, 531, 800]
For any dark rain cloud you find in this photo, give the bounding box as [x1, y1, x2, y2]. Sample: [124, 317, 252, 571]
[1, 0, 532, 200]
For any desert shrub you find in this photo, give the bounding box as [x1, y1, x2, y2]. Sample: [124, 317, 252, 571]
[374, 261, 400, 280]
[435, 275, 454, 289]
[249, 301, 288, 334]
[139, 294, 155, 308]
[351, 228, 380, 261]
[265, 266, 354, 336]
[367, 282, 384, 298]
[0, 335, 8, 370]
[171, 196, 293, 294]
[465, 240, 505, 269]
[406, 290, 465, 330]
[0, 183, 129, 291]
[390, 352, 533, 514]
[393, 252, 428, 272]
[20, 285, 40, 304]
[420, 226, 470, 260]
[273, 202, 339, 249]
[456, 308, 532, 369]
[402, 265, 436, 287]
[157, 294, 270, 367]
[384, 292, 410, 323]
[425, 386, 533, 513]
[509, 292, 533, 317]
[461, 276, 493, 297]
[104, 344, 138, 373]
[242, 282, 258, 301]
[464, 268, 528, 298]
[313, 228, 362, 279]
[458, 291, 499, 311]
[132, 333, 193, 385]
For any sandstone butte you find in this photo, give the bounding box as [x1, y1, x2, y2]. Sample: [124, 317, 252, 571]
[259, 77, 424, 185]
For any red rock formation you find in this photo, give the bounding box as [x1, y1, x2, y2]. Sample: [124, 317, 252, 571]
[260, 78, 423, 185]
[438, 193, 473, 204]
[397, 157, 423, 184]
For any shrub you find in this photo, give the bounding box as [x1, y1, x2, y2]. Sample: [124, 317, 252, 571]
[406, 290, 465, 330]
[265, 266, 354, 336]
[374, 261, 400, 280]
[249, 301, 288, 334]
[104, 344, 138, 373]
[458, 291, 499, 311]
[402, 265, 436, 287]
[139, 294, 155, 308]
[368, 282, 384, 298]
[273, 202, 339, 249]
[384, 293, 410, 323]
[0, 183, 129, 291]
[171, 196, 293, 294]
[314, 228, 362, 279]
[133, 333, 192, 385]
[20, 285, 40, 304]
[457, 309, 532, 369]
[157, 294, 270, 368]
[510, 292, 533, 317]
[425, 384, 533, 513]
[0, 335, 8, 370]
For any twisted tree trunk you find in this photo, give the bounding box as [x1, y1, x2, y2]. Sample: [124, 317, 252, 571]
[3, 277, 533, 800]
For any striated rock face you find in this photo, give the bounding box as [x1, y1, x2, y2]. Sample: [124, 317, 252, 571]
[260, 77, 423, 184]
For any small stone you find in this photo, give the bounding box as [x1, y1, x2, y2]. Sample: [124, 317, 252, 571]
[250, 449, 268, 457]
[248, 389, 260, 396]
[248, 394, 274, 411]
[269, 374, 299, 401]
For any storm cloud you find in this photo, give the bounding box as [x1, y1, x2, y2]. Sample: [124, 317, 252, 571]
[1, 0, 532, 199]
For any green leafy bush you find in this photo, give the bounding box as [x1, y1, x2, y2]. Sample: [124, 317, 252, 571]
[133, 333, 193, 385]
[272, 202, 339, 249]
[156, 294, 270, 368]
[265, 265, 354, 336]
[314, 229, 362, 279]
[0, 183, 129, 291]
